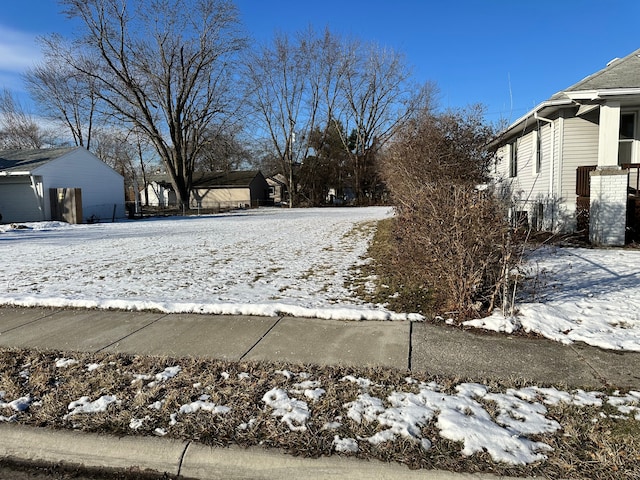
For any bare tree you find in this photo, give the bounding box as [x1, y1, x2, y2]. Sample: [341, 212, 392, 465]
[23, 34, 99, 150]
[244, 31, 310, 206]
[195, 124, 250, 174]
[246, 29, 422, 206]
[59, 0, 246, 208]
[336, 42, 422, 204]
[0, 89, 53, 149]
[92, 126, 156, 206]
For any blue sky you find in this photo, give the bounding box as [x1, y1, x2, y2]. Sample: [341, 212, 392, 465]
[1, 0, 639, 124]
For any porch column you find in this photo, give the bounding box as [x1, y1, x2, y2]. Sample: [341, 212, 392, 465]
[589, 102, 628, 246]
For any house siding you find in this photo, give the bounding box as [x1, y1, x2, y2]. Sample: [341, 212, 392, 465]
[192, 187, 251, 209]
[0, 177, 43, 223]
[495, 120, 556, 229]
[559, 111, 600, 207]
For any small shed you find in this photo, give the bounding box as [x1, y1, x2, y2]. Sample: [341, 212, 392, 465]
[191, 171, 270, 209]
[0, 147, 125, 224]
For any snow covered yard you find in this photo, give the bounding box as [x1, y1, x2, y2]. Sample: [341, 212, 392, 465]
[0, 207, 417, 321]
[464, 246, 640, 352]
[1, 348, 639, 478]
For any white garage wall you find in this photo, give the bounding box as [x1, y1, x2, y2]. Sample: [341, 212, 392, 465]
[35, 148, 125, 222]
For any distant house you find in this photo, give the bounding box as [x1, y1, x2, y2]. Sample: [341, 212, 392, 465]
[491, 48, 640, 246]
[266, 173, 287, 206]
[0, 147, 125, 224]
[142, 175, 178, 207]
[191, 171, 270, 209]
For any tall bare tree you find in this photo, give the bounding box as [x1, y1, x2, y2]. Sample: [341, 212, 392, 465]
[195, 124, 250, 174]
[59, 0, 246, 208]
[0, 89, 53, 149]
[23, 34, 99, 150]
[244, 31, 310, 206]
[335, 42, 421, 204]
[246, 29, 421, 206]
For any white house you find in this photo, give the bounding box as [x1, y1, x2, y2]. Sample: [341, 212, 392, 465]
[142, 175, 177, 207]
[0, 147, 125, 224]
[491, 48, 640, 246]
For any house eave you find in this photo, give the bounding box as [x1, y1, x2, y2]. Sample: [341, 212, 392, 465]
[565, 88, 640, 101]
[489, 98, 574, 148]
[0, 170, 33, 176]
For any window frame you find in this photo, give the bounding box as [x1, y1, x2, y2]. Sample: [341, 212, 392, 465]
[509, 140, 518, 178]
[533, 129, 542, 175]
[619, 111, 637, 165]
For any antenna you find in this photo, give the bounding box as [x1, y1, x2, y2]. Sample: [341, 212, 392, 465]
[508, 72, 513, 124]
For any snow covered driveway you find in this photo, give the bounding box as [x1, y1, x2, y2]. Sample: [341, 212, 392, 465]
[0, 207, 417, 320]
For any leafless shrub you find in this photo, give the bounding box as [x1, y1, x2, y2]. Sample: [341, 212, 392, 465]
[379, 104, 519, 319]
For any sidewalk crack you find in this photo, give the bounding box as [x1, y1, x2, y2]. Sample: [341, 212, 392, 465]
[408, 321, 414, 371]
[95, 314, 168, 353]
[569, 344, 610, 388]
[0, 308, 62, 334]
[177, 440, 191, 477]
[239, 316, 283, 361]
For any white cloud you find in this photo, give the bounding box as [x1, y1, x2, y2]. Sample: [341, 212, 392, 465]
[0, 24, 42, 74]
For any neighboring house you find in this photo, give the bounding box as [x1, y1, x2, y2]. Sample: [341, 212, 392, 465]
[491, 47, 640, 246]
[266, 173, 287, 206]
[0, 147, 125, 224]
[191, 171, 270, 209]
[142, 175, 177, 207]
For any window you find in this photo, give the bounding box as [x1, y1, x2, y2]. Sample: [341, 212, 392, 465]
[509, 140, 518, 177]
[534, 130, 542, 174]
[619, 112, 636, 165]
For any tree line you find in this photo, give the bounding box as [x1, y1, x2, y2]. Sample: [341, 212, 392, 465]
[0, 0, 433, 208]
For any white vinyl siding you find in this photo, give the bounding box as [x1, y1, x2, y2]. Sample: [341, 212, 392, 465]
[559, 114, 599, 205]
[0, 178, 43, 222]
[36, 149, 125, 221]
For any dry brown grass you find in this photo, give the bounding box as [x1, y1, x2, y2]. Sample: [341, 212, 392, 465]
[1, 347, 639, 479]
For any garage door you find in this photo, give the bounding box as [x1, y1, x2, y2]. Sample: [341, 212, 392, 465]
[0, 179, 43, 223]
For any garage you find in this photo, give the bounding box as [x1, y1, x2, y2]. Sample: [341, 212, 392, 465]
[0, 147, 125, 224]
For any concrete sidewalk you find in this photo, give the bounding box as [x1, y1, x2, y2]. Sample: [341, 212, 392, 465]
[1, 306, 639, 479]
[1, 306, 638, 389]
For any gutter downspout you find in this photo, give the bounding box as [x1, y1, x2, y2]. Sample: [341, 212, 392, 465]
[534, 112, 555, 228]
[30, 175, 46, 221]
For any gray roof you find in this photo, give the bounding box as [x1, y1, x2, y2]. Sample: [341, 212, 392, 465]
[551, 48, 640, 100]
[492, 48, 640, 145]
[0, 147, 77, 173]
[192, 170, 264, 188]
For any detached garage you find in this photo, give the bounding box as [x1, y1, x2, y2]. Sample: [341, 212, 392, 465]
[191, 171, 271, 210]
[0, 147, 125, 224]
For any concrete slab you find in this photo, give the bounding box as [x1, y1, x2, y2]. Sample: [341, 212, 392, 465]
[0, 307, 60, 333]
[244, 317, 410, 369]
[0, 309, 163, 352]
[411, 323, 603, 388]
[101, 314, 279, 360]
[570, 342, 640, 390]
[181, 442, 514, 480]
[0, 423, 184, 477]
[0, 423, 527, 480]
